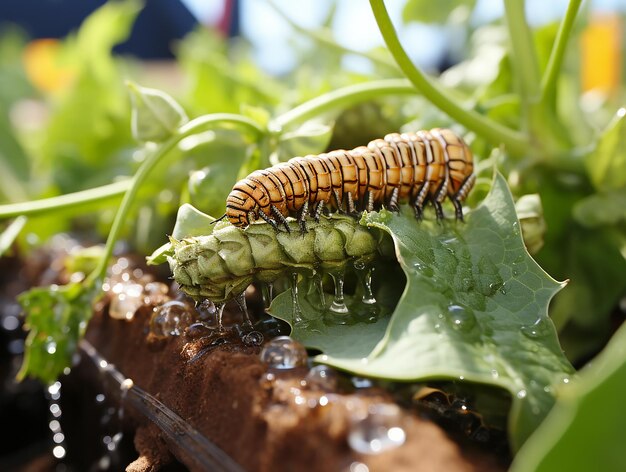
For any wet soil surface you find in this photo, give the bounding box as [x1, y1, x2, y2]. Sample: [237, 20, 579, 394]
[1, 253, 509, 471]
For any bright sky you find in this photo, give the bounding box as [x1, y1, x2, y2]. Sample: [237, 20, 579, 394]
[181, 0, 626, 75]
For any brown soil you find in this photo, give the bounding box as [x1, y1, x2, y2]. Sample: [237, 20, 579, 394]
[81, 280, 507, 472]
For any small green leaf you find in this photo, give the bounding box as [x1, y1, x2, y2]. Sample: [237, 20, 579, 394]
[586, 108, 626, 191]
[572, 189, 626, 228]
[171, 203, 216, 239]
[511, 321, 626, 472]
[18, 282, 100, 384]
[128, 82, 188, 143]
[240, 104, 271, 128]
[0, 215, 26, 256]
[272, 120, 334, 164]
[147, 203, 215, 266]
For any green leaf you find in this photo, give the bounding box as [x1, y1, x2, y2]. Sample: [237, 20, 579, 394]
[18, 282, 100, 384]
[511, 321, 626, 472]
[171, 203, 216, 239]
[402, 0, 477, 24]
[572, 188, 626, 228]
[272, 120, 334, 164]
[146, 203, 215, 266]
[128, 82, 189, 143]
[277, 173, 574, 450]
[0, 216, 26, 256]
[586, 108, 626, 191]
[39, 0, 140, 193]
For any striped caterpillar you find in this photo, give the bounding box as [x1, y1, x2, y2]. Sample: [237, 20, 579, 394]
[226, 128, 475, 232]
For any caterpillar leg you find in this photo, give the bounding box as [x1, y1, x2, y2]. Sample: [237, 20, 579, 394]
[388, 187, 400, 212]
[365, 190, 375, 212]
[452, 198, 464, 221]
[297, 200, 309, 234]
[332, 189, 343, 213]
[346, 192, 356, 214]
[312, 201, 325, 222]
[256, 210, 279, 231]
[413, 203, 423, 221]
[270, 205, 291, 232]
[433, 200, 444, 220]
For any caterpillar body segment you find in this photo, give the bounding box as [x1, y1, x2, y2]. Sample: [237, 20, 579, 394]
[226, 128, 475, 229]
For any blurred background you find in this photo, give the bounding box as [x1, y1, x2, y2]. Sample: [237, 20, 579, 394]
[0, 0, 624, 470]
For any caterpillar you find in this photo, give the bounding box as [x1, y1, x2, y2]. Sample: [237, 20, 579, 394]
[226, 128, 475, 232]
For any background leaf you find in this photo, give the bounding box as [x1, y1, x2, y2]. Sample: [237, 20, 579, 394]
[586, 108, 626, 191]
[511, 321, 626, 472]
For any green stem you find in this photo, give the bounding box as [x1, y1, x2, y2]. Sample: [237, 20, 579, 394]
[87, 114, 264, 285]
[272, 79, 417, 130]
[503, 0, 542, 114]
[0, 180, 131, 219]
[541, 0, 583, 108]
[369, 0, 528, 155]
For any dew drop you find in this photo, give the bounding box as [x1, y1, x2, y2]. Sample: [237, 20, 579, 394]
[305, 365, 338, 391]
[149, 300, 194, 338]
[446, 304, 477, 332]
[52, 445, 66, 459]
[352, 377, 374, 389]
[215, 302, 226, 332]
[109, 281, 144, 320]
[512, 221, 520, 235]
[291, 273, 304, 324]
[488, 281, 503, 296]
[329, 271, 349, 314]
[412, 260, 434, 277]
[195, 299, 216, 321]
[259, 336, 308, 369]
[521, 317, 552, 339]
[491, 369, 499, 379]
[235, 292, 252, 327]
[516, 389, 527, 399]
[242, 330, 264, 346]
[354, 259, 366, 270]
[348, 404, 406, 454]
[359, 267, 377, 305]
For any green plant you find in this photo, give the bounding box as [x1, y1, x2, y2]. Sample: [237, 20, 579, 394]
[1, 0, 624, 463]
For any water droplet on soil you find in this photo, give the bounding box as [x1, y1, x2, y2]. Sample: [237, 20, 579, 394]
[259, 336, 308, 369]
[109, 282, 144, 320]
[242, 330, 264, 346]
[351, 377, 374, 389]
[150, 300, 193, 338]
[348, 404, 406, 454]
[305, 365, 338, 391]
